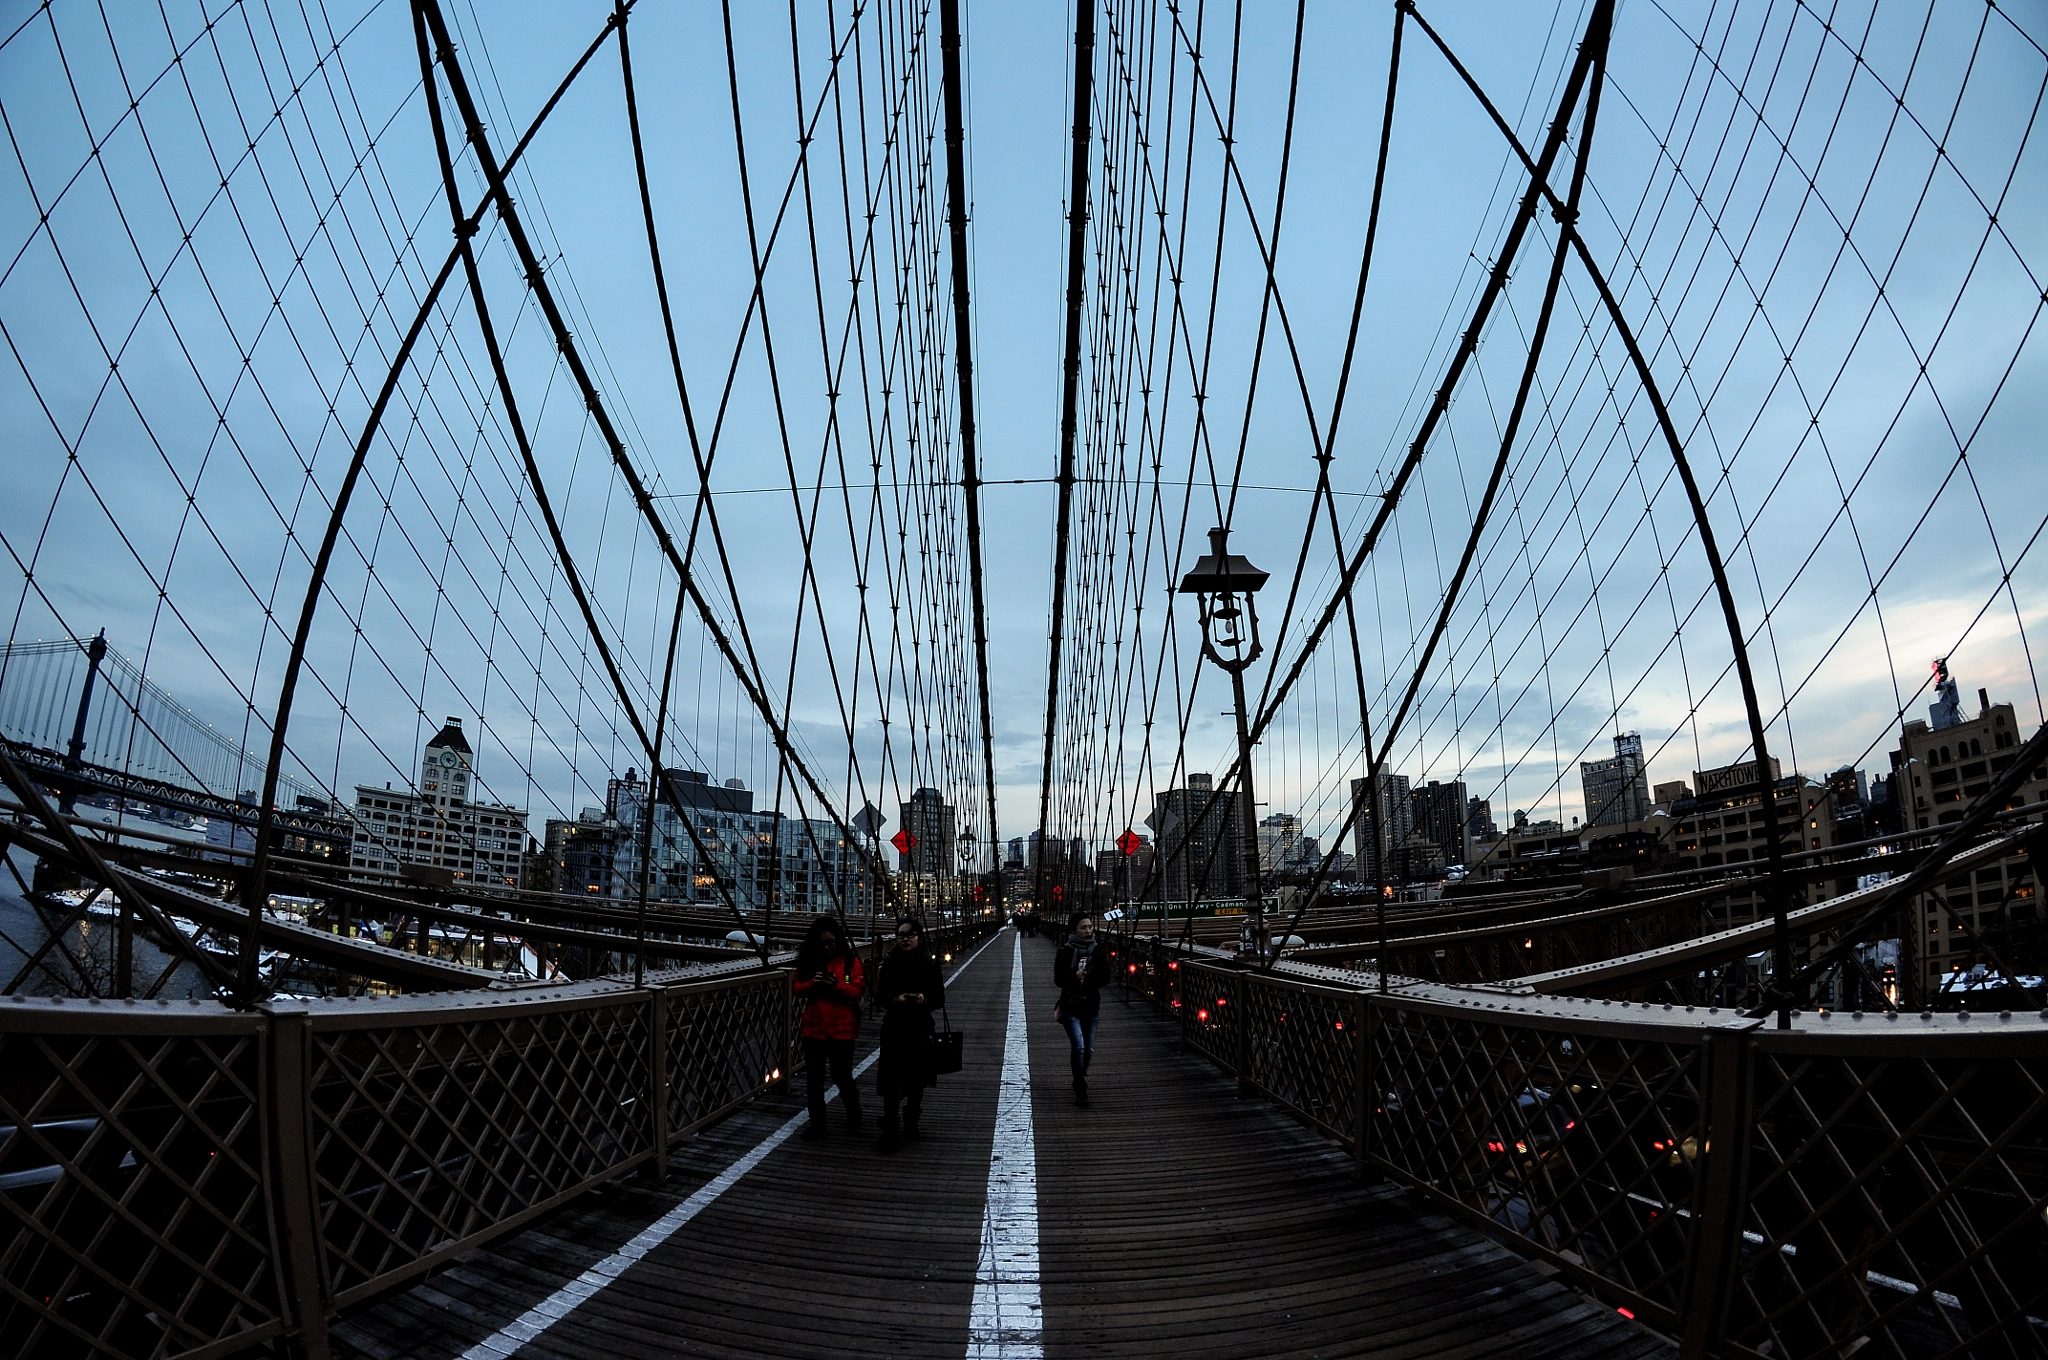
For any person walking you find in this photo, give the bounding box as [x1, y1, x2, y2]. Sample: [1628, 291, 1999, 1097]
[873, 915, 945, 1153]
[1054, 911, 1111, 1106]
[793, 915, 864, 1140]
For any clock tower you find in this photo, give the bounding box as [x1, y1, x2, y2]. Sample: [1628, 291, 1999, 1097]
[422, 716, 473, 805]
[347, 715, 529, 889]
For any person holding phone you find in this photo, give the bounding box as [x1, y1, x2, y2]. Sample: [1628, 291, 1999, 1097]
[1054, 911, 1111, 1106]
[793, 915, 864, 1140]
[873, 916, 944, 1152]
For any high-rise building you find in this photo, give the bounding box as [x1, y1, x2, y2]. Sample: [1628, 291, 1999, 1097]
[1349, 771, 1411, 884]
[1257, 812, 1302, 869]
[1410, 779, 1471, 870]
[1668, 755, 1835, 930]
[1825, 767, 1871, 843]
[545, 807, 623, 897]
[348, 718, 527, 886]
[1888, 676, 2047, 1001]
[774, 815, 868, 914]
[898, 787, 956, 877]
[607, 769, 869, 914]
[1390, 831, 1448, 882]
[1466, 796, 1499, 845]
[1149, 773, 1243, 901]
[1024, 829, 1063, 870]
[1582, 732, 1651, 827]
[1867, 773, 1901, 836]
[607, 768, 752, 905]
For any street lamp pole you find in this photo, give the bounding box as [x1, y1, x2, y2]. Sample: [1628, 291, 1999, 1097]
[1178, 527, 1271, 964]
[959, 827, 977, 927]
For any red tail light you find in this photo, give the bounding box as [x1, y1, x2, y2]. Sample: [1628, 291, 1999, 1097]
[1196, 1007, 1210, 1023]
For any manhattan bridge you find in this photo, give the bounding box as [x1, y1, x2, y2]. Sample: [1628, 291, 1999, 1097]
[1, 1, 2045, 1356]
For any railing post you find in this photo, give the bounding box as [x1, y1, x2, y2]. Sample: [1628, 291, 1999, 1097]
[1235, 967, 1254, 1098]
[1177, 959, 1191, 1055]
[777, 966, 796, 1092]
[1353, 989, 1373, 1182]
[1678, 1020, 1757, 1360]
[263, 1004, 332, 1360]
[644, 985, 669, 1182]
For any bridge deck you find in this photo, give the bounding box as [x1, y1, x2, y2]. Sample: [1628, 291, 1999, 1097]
[331, 931, 1665, 1359]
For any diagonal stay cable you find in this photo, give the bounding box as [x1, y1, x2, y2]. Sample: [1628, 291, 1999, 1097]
[1268, 0, 1608, 969]
[1140, 0, 1611, 943]
[238, 4, 636, 997]
[413, 0, 771, 962]
[415, 0, 903, 915]
[1403, 0, 1799, 1020]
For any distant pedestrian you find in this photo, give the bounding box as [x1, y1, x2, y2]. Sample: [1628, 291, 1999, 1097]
[873, 916, 945, 1152]
[793, 915, 864, 1140]
[1054, 911, 1111, 1106]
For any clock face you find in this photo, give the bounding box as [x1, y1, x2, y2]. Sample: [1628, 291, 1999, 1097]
[440, 751, 457, 768]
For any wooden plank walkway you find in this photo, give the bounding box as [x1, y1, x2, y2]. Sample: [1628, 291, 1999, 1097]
[330, 930, 1668, 1360]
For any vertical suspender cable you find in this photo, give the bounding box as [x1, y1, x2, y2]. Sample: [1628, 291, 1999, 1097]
[1037, 0, 1095, 910]
[1402, 0, 1795, 1027]
[940, 0, 1000, 890]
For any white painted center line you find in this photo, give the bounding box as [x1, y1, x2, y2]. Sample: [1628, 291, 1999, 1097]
[459, 928, 1009, 1360]
[967, 932, 1042, 1359]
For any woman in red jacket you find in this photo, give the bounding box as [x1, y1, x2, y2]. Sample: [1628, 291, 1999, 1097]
[794, 915, 864, 1140]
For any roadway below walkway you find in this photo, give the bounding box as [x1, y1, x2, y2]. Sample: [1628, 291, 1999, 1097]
[331, 929, 1665, 1360]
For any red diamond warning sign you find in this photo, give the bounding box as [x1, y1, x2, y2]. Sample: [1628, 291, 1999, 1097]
[1116, 829, 1143, 856]
[890, 829, 916, 855]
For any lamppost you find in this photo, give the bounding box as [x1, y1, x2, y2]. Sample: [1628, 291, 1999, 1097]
[958, 827, 978, 924]
[1178, 526, 1271, 963]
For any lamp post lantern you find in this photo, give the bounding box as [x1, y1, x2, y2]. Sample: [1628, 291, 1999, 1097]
[959, 827, 978, 923]
[1178, 526, 1271, 963]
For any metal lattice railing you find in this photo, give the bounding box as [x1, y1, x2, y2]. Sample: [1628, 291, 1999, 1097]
[1365, 993, 1712, 1326]
[1179, 966, 1240, 1071]
[665, 972, 794, 1140]
[1728, 1024, 2048, 1360]
[1167, 954, 2048, 1359]
[1237, 972, 1362, 1151]
[0, 1004, 284, 1360]
[299, 988, 656, 1308]
[0, 918, 1002, 1360]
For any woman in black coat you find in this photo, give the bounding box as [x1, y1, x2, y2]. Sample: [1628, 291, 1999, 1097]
[873, 916, 945, 1152]
[1054, 911, 1112, 1106]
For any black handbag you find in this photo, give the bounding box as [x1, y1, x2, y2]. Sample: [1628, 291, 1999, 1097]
[927, 1000, 963, 1079]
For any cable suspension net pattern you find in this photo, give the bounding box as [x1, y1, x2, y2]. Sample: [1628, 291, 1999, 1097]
[0, 4, 2046, 1360]
[1038, 0, 2045, 1016]
[1, 0, 993, 1000]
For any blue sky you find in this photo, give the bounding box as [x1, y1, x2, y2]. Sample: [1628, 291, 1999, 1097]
[1, 0, 2043, 862]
